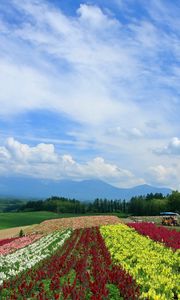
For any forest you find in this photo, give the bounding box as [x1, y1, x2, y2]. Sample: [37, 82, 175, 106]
[8, 191, 180, 216]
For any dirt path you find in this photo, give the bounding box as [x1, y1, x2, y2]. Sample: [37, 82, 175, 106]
[0, 225, 35, 239]
[121, 217, 134, 223]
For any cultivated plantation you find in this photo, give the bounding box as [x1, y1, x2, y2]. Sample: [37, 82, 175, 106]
[0, 216, 179, 299]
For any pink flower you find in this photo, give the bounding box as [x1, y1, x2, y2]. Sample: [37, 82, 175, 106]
[0, 234, 42, 255]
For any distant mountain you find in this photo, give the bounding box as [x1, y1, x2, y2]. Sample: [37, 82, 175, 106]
[0, 176, 172, 201]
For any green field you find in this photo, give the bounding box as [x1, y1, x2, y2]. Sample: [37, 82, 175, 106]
[0, 211, 70, 229]
[0, 211, 129, 230]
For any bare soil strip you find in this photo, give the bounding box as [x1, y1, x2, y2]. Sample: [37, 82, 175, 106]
[0, 225, 36, 239]
[25, 215, 121, 234]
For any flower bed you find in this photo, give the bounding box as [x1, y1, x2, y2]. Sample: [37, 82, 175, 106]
[27, 215, 121, 234]
[128, 222, 180, 250]
[0, 229, 71, 286]
[0, 227, 140, 299]
[0, 234, 42, 256]
[0, 237, 19, 247]
[101, 224, 180, 300]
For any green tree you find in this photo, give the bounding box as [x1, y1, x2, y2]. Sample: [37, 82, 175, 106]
[167, 191, 180, 212]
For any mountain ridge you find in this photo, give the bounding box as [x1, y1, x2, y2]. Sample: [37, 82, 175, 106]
[0, 176, 171, 201]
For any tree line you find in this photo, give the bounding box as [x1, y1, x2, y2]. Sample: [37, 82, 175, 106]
[128, 191, 180, 215]
[16, 191, 180, 216]
[18, 197, 125, 214]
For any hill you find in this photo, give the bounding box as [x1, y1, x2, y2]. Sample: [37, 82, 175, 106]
[0, 177, 171, 200]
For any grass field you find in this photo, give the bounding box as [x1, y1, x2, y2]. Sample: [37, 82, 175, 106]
[0, 211, 128, 230]
[0, 211, 67, 229]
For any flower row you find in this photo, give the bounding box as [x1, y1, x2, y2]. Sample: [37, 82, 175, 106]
[128, 222, 180, 250]
[0, 229, 71, 286]
[0, 227, 140, 299]
[100, 224, 180, 300]
[0, 234, 42, 256]
[30, 215, 121, 234]
[0, 237, 19, 247]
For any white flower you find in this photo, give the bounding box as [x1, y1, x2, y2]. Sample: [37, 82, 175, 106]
[0, 229, 72, 285]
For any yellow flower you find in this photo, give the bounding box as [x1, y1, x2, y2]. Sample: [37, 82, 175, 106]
[100, 224, 180, 300]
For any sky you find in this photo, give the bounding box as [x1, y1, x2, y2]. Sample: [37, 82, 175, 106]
[0, 0, 180, 189]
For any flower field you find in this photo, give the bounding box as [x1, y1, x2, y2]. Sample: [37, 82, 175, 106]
[0, 229, 71, 286]
[0, 227, 139, 299]
[0, 217, 179, 299]
[128, 222, 180, 250]
[101, 224, 180, 300]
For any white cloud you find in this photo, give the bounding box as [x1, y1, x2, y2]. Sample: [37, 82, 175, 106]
[149, 164, 180, 190]
[82, 156, 133, 180]
[107, 126, 143, 139]
[149, 165, 173, 181]
[0, 0, 179, 189]
[0, 59, 50, 115]
[0, 0, 177, 130]
[154, 137, 180, 155]
[77, 4, 117, 29]
[131, 128, 143, 138]
[6, 137, 58, 163]
[0, 146, 11, 162]
[0, 137, 143, 187]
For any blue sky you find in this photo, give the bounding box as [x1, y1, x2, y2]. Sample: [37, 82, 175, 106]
[0, 0, 180, 189]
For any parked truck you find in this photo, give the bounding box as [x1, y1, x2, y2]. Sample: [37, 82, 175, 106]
[160, 212, 179, 226]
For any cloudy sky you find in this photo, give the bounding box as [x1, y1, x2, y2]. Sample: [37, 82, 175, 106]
[0, 0, 180, 189]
